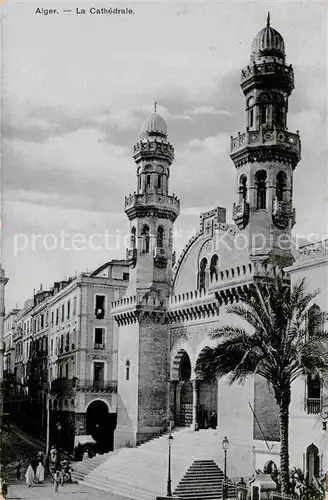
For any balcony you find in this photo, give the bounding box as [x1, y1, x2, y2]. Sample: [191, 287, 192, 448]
[307, 398, 321, 415]
[124, 193, 180, 222]
[126, 247, 137, 267]
[233, 200, 250, 230]
[272, 198, 293, 229]
[241, 61, 294, 89]
[50, 377, 77, 395]
[153, 246, 168, 268]
[75, 379, 117, 394]
[230, 129, 301, 157]
[95, 308, 105, 319]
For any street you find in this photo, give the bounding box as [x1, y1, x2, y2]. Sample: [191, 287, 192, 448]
[7, 481, 134, 500]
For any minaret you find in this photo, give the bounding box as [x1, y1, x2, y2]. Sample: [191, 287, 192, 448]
[0, 265, 8, 472]
[230, 15, 301, 268]
[114, 107, 180, 447]
[125, 104, 180, 296]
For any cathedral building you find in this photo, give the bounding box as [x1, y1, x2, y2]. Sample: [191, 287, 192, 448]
[112, 16, 327, 479]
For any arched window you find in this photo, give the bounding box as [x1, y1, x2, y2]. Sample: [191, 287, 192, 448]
[199, 258, 208, 290]
[239, 175, 247, 202]
[210, 254, 219, 281]
[255, 170, 267, 209]
[138, 176, 141, 191]
[308, 304, 322, 338]
[130, 226, 136, 249]
[247, 97, 254, 129]
[157, 175, 162, 189]
[261, 105, 267, 125]
[125, 359, 130, 381]
[306, 444, 320, 481]
[276, 172, 286, 201]
[141, 225, 150, 253]
[275, 105, 283, 128]
[157, 226, 164, 248]
[146, 175, 151, 188]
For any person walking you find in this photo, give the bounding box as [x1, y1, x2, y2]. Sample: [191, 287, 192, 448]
[15, 459, 22, 480]
[53, 469, 61, 494]
[25, 464, 34, 487]
[0, 477, 8, 499]
[35, 461, 45, 484]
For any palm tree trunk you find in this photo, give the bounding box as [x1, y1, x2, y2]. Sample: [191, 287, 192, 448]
[279, 402, 290, 494]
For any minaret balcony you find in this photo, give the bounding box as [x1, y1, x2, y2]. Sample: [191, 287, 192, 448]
[133, 138, 174, 163]
[230, 129, 301, 158]
[232, 200, 250, 230]
[241, 61, 294, 93]
[272, 198, 294, 229]
[124, 193, 180, 221]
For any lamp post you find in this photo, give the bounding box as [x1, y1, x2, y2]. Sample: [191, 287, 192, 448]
[222, 436, 229, 500]
[166, 433, 174, 497]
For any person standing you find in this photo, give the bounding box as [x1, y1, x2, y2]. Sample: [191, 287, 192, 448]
[25, 464, 34, 487]
[53, 469, 61, 494]
[15, 459, 22, 480]
[35, 461, 45, 484]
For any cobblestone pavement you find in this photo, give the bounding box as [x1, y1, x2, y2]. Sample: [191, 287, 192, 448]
[7, 481, 134, 500]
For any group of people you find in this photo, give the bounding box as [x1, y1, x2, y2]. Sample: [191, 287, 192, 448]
[18, 446, 73, 493]
[22, 450, 45, 487]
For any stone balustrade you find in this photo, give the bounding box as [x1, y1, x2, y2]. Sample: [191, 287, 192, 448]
[297, 239, 328, 261]
[230, 129, 301, 156]
[124, 192, 180, 212]
[241, 61, 294, 86]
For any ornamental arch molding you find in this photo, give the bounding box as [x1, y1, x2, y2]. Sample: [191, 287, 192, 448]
[171, 340, 195, 381]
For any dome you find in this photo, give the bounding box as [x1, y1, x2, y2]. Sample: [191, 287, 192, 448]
[141, 109, 167, 138]
[251, 14, 285, 59]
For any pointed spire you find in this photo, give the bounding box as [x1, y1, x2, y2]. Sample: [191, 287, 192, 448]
[154, 101, 157, 113]
[267, 12, 270, 27]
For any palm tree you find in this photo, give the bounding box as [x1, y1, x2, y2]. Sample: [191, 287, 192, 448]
[196, 276, 328, 495]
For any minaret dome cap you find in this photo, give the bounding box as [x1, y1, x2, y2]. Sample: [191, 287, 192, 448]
[141, 105, 168, 138]
[251, 14, 285, 59]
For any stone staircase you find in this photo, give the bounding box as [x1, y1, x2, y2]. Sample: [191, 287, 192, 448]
[71, 453, 112, 482]
[173, 460, 224, 499]
[75, 428, 236, 500]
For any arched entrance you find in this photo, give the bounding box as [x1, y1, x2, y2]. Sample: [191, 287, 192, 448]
[86, 400, 116, 452]
[196, 347, 217, 429]
[171, 350, 193, 427]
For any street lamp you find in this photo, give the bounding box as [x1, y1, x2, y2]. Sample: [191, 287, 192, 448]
[166, 433, 174, 497]
[222, 436, 229, 500]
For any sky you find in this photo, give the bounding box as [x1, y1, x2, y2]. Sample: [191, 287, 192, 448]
[1, 1, 327, 310]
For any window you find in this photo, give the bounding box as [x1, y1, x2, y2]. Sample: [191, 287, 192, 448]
[146, 175, 151, 187]
[56, 308, 59, 326]
[59, 365, 63, 379]
[51, 339, 53, 356]
[157, 226, 164, 248]
[275, 105, 282, 128]
[306, 444, 320, 481]
[239, 175, 247, 203]
[61, 304, 65, 322]
[308, 304, 322, 338]
[60, 335, 64, 354]
[138, 176, 142, 191]
[256, 170, 267, 209]
[125, 359, 130, 380]
[123, 272, 129, 281]
[41, 314, 44, 329]
[67, 300, 71, 320]
[199, 258, 208, 290]
[249, 109, 254, 128]
[210, 254, 219, 281]
[65, 333, 69, 352]
[73, 297, 77, 316]
[93, 362, 105, 389]
[65, 364, 69, 379]
[51, 311, 54, 326]
[157, 174, 162, 189]
[130, 226, 136, 249]
[94, 328, 104, 348]
[276, 171, 286, 202]
[261, 106, 267, 125]
[95, 295, 105, 319]
[141, 225, 150, 253]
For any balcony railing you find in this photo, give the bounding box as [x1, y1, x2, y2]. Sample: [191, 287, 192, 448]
[230, 129, 301, 157]
[50, 377, 77, 395]
[75, 379, 117, 393]
[94, 343, 104, 350]
[307, 398, 321, 414]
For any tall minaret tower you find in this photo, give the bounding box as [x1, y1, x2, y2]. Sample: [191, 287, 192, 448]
[114, 107, 180, 448]
[125, 104, 180, 296]
[230, 14, 301, 268]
